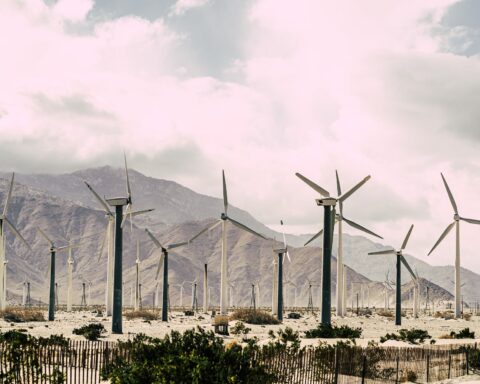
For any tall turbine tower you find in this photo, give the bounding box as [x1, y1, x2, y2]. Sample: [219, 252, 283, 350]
[368, 225, 415, 326]
[303, 171, 382, 318]
[85, 180, 152, 316]
[188, 170, 266, 315]
[296, 171, 372, 324]
[428, 173, 480, 319]
[0, 173, 31, 309]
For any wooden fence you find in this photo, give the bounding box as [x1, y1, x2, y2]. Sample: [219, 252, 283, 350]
[0, 340, 477, 383]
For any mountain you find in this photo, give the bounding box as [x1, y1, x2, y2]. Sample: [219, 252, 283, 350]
[0, 168, 460, 307]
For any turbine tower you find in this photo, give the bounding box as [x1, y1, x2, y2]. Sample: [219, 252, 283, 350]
[145, 228, 190, 321]
[296, 171, 372, 324]
[37, 228, 80, 321]
[428, 173, 480, 319]
[368, 225, 415, 326]
[0, 173, 31, 309]
[85, 177, 153, 316]
[303, 171, 382, 318]
[134, 239, 141, 311]
[104, 154, 153, 333]
[188, 170, 266, 315]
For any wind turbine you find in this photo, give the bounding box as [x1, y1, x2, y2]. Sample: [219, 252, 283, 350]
[428, 173, 480, 319]
[296, 171, 372, 324]
[96, 154, 153, 333]
[272, 220, 290, 321]
[85, 178, 153, 316]
[144, 228, 190, 321]
[0, 173, 31, 310]
[203, 263, 208, 313]
[37, 228, 80, 321]
[188, 170, 266, 315]
[368, 225, 415, 326]
[303, 171, 381, 318]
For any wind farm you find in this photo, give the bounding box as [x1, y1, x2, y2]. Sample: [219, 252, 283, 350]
[2, 0, 480, 382]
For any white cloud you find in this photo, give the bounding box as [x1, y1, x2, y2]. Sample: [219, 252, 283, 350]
[53, 0, 94, 22]
[3, 0, 480, 272]
[169, 0, 210, 17]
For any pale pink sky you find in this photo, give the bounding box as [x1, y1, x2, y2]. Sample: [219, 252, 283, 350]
[1, 0, 480, 270]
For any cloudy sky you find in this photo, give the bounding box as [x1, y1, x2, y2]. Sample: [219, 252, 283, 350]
[1, 0, 480, 270]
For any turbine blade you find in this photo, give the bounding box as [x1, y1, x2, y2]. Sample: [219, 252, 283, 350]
[342, 217, 383, 239]
[338, 175, 371, 203]
[5, 218, 30, 250]
[168, 241, 189, 250]
[428, 222, 455, 255]
[222, 170, 228, 214]
[98, 227, 108, 262]
[188, 220, 222, 243]
[400, 255, 416, 281]
[460, 217, 480, 225]
[145, 228, 164, 249]
[295, 172, 330, 197]
[441, 173, 458, 214]
[3, 173, 15, 217]
[227, 217, 267, 239]
[84, 181, 112, 215]
[400, 224, 414, 250]
[124, 152, 132, 201]
[304, 228, 323, 246]
[37, 227, 53, 247]
[120, 204, 130, 229]
[335, 170, 343, 215]
[368, 249, 395, 255]
[126, 208, 155, 218]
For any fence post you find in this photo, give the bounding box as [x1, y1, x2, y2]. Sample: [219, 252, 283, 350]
[334, 349, 339, 384]
[448, 350, 452, 379]
[466, 349, 469, 375]
[426, 353, 430, 383]
[361, 354, 367, 384]
[395, 354, 400, 383]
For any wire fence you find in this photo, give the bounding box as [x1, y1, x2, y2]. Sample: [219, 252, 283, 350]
[0, 339, 477, 383]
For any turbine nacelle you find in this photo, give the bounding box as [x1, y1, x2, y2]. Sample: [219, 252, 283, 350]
[454, 213, 460, 221]
[221, 213, 227, 220]
[315, 197, 336, 206]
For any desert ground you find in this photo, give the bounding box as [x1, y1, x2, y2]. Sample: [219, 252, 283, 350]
[3, 307, 480, 348]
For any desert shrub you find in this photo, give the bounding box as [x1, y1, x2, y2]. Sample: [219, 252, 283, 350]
[376, 309, 393, 318]
[287, 312, 301, 319]
[380, 329, 431, 344]
[450, 328, 475, 339]
[101, 327, 276, 384]
[184, 310, 194, 316]
[124, 310, 158, 321]
[406, 370, 417, 382]
[464, 313, 472, 321]
[304, 324, 362, 339]
[0, 308, 45, 322]
[230, 322, 251, 337]
[230, 309, 279, 325]
[72, 323, 106, 341]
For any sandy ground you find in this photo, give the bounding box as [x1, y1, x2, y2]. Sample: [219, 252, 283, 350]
[2, 308, 480, 348]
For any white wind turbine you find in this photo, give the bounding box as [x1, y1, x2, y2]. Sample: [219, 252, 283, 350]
[303, 170, 382, 317]
[84, 168, 153, 316]
[428, 173, 480, 319]
[0, 173, 31, 309]
[188, 170, 266, 314]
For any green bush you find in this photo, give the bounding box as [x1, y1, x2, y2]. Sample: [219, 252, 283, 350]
[304, 324, 362, 339]
[72, 323, 106, 341]
[450, 328, 475, 339]
[380, 329, 431, 344]
[101, 327, 276, 384]
[230, 322, 251, 337]
[230, 309, 279, 325]
[287, 312, 301, 319]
